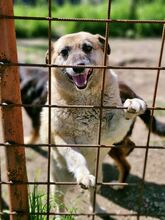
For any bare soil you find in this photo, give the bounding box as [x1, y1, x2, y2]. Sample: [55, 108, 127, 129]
[0, 38, 165, 220]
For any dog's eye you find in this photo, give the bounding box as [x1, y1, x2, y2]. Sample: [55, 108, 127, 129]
[82, 44, 93, 53]
[60, 48, 69, 57]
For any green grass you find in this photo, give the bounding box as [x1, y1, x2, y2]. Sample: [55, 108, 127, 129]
[29, 185, 76, 220]
[29, 185, 48, 220]
[14, 0, 165, 38]
[136, 0, 165, 37]
[14, 4, 49, 38]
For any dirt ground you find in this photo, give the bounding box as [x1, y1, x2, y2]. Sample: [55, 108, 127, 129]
[0, 38, 165, 220]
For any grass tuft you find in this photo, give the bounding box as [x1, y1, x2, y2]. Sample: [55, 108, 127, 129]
[29, 185, 76, 220]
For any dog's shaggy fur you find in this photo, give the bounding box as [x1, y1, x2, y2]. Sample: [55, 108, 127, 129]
[20, 33, 165, 218]
[39, 32, 148, 216]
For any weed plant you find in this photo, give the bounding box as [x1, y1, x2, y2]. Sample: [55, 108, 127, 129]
[29, 185, 76, 220]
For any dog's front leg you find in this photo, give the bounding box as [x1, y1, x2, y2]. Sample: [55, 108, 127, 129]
[123, 98, 147, 119]
[55, 135, 96, 189]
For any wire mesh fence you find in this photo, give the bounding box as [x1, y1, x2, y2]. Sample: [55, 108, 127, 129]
[0, 0, 165, 219]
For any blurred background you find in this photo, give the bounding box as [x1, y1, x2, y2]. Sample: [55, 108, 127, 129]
[13, 0, 165, 38]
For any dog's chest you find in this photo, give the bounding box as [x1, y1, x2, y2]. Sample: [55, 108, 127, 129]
[52, 107, 132, 145]
[53, 108, 100, 141]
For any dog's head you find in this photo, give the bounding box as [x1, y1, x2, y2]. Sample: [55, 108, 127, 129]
[46, 32, 110, 91]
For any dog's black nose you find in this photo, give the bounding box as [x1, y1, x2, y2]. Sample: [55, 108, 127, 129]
[73, 63, 85, 73]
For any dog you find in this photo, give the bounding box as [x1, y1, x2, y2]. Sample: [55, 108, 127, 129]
[39, 31, 148, 217]
[20, 32, 165, 218]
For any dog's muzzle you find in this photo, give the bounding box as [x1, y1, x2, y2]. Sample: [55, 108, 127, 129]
[66, 65, 93, 89]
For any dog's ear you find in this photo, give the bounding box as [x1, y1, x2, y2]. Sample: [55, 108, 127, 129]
[45, 43, 54, 64]
[97, 35, 111, 55]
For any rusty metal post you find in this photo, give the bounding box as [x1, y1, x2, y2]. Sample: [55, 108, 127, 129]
[0, 1, 29, 220]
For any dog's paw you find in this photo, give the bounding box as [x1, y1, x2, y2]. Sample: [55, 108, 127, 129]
[77, 174, 95, 189]
[123, 98, 147, 120]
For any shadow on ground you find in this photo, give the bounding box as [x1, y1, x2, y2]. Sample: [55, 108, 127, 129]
[3, 147, 165, 220]
[28, 147, 165, 219]
[100, 163, 165, 219]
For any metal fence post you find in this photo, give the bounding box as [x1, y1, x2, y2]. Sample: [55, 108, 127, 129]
[0, 1, 29, 219]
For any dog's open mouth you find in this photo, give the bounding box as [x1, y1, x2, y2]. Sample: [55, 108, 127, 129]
[67, 68, 93, 89]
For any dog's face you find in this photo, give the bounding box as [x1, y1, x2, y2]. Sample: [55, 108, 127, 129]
[46, 32, 110, 91]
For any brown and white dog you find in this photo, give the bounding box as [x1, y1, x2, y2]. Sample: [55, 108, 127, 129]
[39, 32, 149, 217]
[19, 32, 165, 218]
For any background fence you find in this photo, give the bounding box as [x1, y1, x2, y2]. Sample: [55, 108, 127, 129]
[0, 0, 165, 219]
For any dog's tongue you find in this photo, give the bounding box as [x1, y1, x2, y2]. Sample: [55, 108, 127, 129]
[72, 73, 88, 89]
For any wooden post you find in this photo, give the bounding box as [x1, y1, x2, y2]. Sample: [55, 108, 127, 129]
[0, 1, 29, 220]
